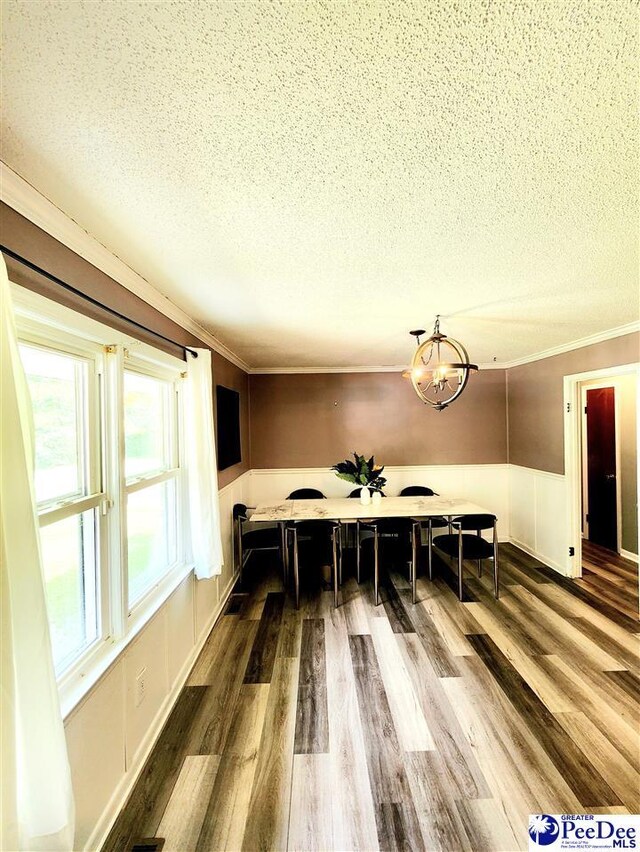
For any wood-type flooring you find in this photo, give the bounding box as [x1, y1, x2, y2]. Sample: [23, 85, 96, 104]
[578, 539, 638, 621]
[103, 542, 639, 852]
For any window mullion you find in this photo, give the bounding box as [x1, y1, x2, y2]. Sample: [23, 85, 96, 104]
[105, 344, 128, 639]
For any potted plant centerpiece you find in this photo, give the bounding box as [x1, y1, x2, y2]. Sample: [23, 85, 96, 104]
[331, 453, 387, 504]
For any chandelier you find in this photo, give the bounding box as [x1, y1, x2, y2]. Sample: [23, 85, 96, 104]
[403, 316, 478, 410]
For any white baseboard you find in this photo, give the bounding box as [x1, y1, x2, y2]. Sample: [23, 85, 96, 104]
[86, 568, 239, 852]
[509, 537, 573, 577]
[620, 548, 639, 564]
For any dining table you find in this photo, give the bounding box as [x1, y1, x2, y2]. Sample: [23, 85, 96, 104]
[250, 495, 496, 606]
[250, 495, 491, 523]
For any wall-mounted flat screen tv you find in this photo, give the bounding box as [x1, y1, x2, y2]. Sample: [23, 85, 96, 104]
[216, 385, 241, 470]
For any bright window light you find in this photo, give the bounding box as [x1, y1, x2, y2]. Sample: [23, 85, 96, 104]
[20, 344, 100, 674]
[39, 511, 98, 672]
[124, 369, 180, 608]
[20, 345, 87, 504]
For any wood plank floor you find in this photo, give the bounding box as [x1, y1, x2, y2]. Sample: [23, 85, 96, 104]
[579, 540, 639, 621]
[103, 542, 639, 852]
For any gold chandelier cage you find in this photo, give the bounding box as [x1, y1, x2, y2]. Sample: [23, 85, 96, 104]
[404, 316, 478, 411]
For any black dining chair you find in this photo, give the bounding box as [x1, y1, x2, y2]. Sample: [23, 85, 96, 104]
[286, 519, 341, 608]
[358, 517, 421, 605]
[348, 488, 386, 582]
[285, 488, 342, 606]
[399, 485, 437, 497]
[287, 488, 326, 499]
[233, 503, 284, 587]
[430, 514, 499, 601]
[399, 485, 450, 580]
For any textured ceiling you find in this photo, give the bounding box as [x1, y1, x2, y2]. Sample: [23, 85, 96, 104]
[1, 0, 638, 368]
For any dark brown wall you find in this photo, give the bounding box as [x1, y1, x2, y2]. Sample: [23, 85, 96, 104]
[249, 369, 507, 469]
[1, 203, 251, 484]
[507, 332, 640, 474]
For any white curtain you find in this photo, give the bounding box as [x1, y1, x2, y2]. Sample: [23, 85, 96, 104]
[0, 258, 75, 851]
[184, 348, 224, 579]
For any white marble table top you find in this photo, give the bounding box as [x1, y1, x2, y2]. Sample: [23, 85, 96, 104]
[250, 496, 492, 523]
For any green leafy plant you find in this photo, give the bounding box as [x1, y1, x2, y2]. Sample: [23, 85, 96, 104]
[331, 452, 387, 491]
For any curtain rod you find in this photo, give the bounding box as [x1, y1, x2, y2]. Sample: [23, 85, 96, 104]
[1, 245, 199, 358]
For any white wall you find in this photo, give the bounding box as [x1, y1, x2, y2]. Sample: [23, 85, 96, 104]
[508, 465, 570, 575]
[66, 472, 248, 851]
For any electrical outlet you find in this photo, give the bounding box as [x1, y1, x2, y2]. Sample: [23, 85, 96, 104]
[135, 667, 147, 707]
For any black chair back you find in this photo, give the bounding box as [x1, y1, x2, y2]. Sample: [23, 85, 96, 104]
[287, 488, 326, 499]
[233, 503, 248, 519]
[452, 513, 496, 531]
[400, 485, 437, 497]
[371, 517, 414, 535]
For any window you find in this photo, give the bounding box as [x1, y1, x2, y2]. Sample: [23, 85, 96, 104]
[124, 369, 180, 606]
[20, 344, 104, 674]
[15, 290, 188, 702]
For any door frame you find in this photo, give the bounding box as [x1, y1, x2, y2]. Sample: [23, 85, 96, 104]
[580, 380, 622, 553]
[564, 362, 639, 579]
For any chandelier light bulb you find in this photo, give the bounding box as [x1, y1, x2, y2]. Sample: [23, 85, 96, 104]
[405, 316, 478, 411]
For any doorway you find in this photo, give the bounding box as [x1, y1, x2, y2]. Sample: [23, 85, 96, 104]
[581, 383, 619, 553]
[564, 364, 639, 618]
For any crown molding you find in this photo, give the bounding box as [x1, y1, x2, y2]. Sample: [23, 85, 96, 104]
[249, 362, 503, 374]
[500, 322, 640, 369]
[0, 162, 251, 372]
[248, 323, 640, 374]
[3, 162, 636, 378]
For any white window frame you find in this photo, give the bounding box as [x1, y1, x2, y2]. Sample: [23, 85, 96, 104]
[18, 331, 109, 682]
[12, 284, 194, 716]
[122, 356, 185, 622]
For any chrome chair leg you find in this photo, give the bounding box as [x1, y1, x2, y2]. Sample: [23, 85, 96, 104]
[338, 524, 343, 586]
[493, 521, 499, 599]
[332, 528, 339, 608]
[374, 529, 380, 606]
[280, 522, 287, 583]
[293, 528, 300, 609]
[412, 522, 418, 605]
[427, 520, 433, 581]
[477, 528, 482, 577]
[284, 524, 291, 584]
[457, 527, 464, 601]
[356, 520, 361, 584]
[237, 524, 244, 590]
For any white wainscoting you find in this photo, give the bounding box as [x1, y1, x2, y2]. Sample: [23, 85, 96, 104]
[247, 464, 577, 575]
[70, 471, 248, 851]
[247, 465, 511, 541]
[508, 465, 571, 576]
